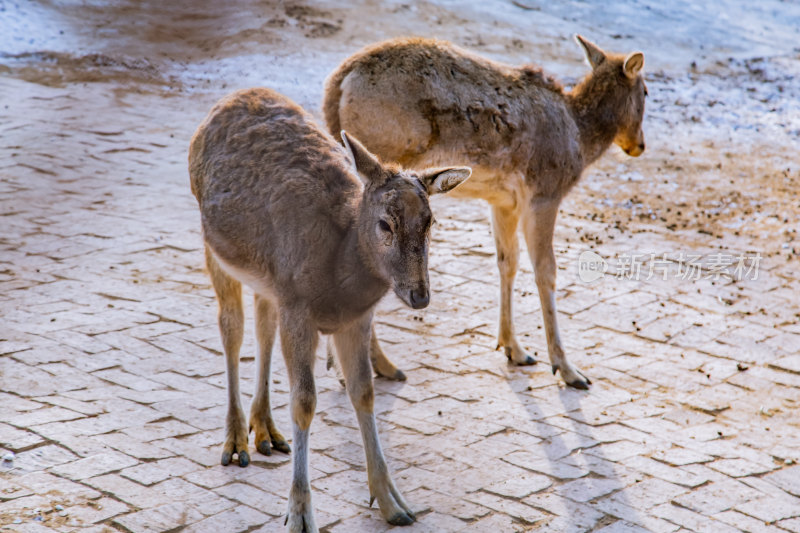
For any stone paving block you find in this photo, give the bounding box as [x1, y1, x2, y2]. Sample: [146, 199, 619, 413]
[0, 359, 68, 397]
[0, 423, 45, 453]
[50, 450, 139, 481]
[15, 471, 101, 505]
[606, 477, 688, 510]
[113, 502, 204, 532]
[779, 517, 800, 533]
[650, 445, 714, 466]
[120, 456, 199, 486]
[736, 494, 800, 523]
[553, 476, 624, 503]
[179, 505, 269, 533]
[86, 474, 166, 508]
[622, 456, 709, 488]
[8, 445, 79, 474]
[523, 491, 604, 527]
[763, 465, 800, 497]
[59, 497, 129, 527]
[93, 432, 174, 461]
[120, 419, 201, 442]
[671, 477, 765, 515]
[484, 472, 553, 499]
[459, 511, 527, 532]
[770, 354, 800, 374]
[309, 490, 366, 527]
[92, 368, 166, 392]
[504, 450, 587, 480]
[213, 482, 288, 517]
[465, 491, 547, 525]
[651, 502, 748, 533]
[594, 521, 666, 533]
[0, 393, 42, 415]
[713, 510, 789, 533]
[33, 394, 105, 417]
[406, 487, 490, 521]
[0, 477, 33, 501]
[327, 511, 393, 533]
[593, 497, 685, 533]
[148, 478, 233, 518]
[4, 407, 84, 428]
[708, 457, 777, 478]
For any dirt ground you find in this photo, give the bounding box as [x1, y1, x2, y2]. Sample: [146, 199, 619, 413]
[1, 1, 800, 532]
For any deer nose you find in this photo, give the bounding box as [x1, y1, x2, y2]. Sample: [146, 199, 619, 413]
[638, 142, 646, 152]
[409, 288, 429, 309]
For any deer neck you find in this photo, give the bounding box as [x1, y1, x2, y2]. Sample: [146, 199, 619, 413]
[336, 210, 389, 308]
[567, 76, 620, 166]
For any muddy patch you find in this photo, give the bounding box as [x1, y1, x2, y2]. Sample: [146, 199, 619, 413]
[0, 51, 174, 88]
[284, 3, 343, 39]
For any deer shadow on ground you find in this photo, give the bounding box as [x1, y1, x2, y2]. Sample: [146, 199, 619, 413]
[509, 375, 645, 530]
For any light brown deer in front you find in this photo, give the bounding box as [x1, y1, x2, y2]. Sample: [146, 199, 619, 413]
[323, 35, 647, 389]
[189, 88, 470, 531]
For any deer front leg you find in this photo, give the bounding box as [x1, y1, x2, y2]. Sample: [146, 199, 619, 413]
[491, 204, 535, 365]
[333, 315, 415, 526]
[281, 311, 319, 533]
[206, 246, 250, 467]
[523, 200, 591, 389]
[250, 294, 290, 457]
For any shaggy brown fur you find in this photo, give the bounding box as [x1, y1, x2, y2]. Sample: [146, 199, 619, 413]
[323, 36, 646, 389]
[189, 87, 470, 531]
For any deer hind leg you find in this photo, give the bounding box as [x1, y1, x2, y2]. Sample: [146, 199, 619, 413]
[369, 324, 406, 381]
[327, 323, 406, 382]
[333, 315, 415, 526]
[205, 245, 250, 467]
[522, 200, 591, 390]
[492, 204, 535, 365]
[249, 294, 290, 457]
[281, 310, 319, 533]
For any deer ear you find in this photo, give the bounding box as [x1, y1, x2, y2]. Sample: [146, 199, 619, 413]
[575, 35, 606, 69]
[418, 166, 472, 195]
[341, 131, 384, 185]
[623, 52, 644, 79]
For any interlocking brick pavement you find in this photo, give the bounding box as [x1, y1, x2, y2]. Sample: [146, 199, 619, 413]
[2, 2, 800, 532]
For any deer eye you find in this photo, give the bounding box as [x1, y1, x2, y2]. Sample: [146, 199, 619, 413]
[378, 220, 392, 233]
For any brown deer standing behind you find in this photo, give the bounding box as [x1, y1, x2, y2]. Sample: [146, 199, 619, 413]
[323, 35, 646, 389]
[189, 88, 470, 531]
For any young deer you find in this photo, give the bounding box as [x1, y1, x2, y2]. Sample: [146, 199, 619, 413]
[323, 35, 646, 389]
[189, 88, 470, 531]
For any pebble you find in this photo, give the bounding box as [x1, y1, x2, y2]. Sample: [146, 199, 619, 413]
[55, 504, 64, 511]
[2, 452, 15, 462]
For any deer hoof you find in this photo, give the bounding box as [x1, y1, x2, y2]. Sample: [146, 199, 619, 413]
[237, 450, 250, 467]
[387, 511, 415, 526]
[386, 368, 407, 381]
[505, 346, 536, 366]
[220, 448, 249, 467]
[567, 377, 590, 390]
[272, 437, 291, 455]
[554, 364, 592, 390]
[257, 440, 272, 456]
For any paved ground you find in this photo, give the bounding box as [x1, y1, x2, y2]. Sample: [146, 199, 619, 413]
[2, 2, 800, 532]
